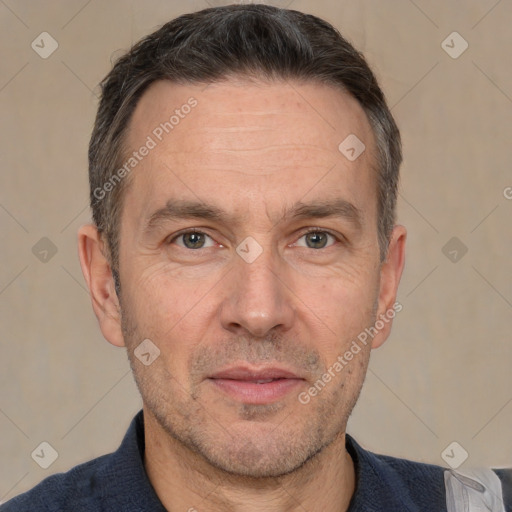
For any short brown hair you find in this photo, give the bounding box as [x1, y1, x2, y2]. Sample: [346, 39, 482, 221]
[89, 4, 401, 283]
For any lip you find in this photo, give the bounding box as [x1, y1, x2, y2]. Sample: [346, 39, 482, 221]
[208, 365, 305, 405]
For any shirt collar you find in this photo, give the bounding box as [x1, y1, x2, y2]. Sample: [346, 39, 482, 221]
[107, 410, 439, 511]
[97, 410, 166, 511]
[346, 434, 446, 512]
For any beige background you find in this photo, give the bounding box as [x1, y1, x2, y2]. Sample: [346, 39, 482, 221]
[1, 0, 511, 501]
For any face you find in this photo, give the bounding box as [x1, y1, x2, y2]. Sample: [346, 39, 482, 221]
[96, 79, 404, 478]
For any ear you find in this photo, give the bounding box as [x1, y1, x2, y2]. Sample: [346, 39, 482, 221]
[78, 224, 125, 348]
[371, 225, 406, 349]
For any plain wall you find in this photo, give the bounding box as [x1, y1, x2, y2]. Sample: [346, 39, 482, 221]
[1, 0, 511, 500]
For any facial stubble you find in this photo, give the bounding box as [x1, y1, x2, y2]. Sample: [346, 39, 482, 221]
[119, 292, 374, 479]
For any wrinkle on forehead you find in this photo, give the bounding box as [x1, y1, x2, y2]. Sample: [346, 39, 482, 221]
[121, 78, 378, 239]
[127, 78, 373, 155]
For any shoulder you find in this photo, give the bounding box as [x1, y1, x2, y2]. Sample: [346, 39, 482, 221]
[0, 453, 114, 512]
[373, 450, 448, 504]
[347, 435, 512, 512]
[0, 412, 163, 512]
[347, 435, 447, 511]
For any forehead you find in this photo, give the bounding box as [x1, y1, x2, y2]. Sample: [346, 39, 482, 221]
[128, 78, 373, 153]
[122, 78, 377, 223]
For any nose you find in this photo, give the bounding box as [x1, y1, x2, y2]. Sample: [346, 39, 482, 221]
[219, 246, 295, 339]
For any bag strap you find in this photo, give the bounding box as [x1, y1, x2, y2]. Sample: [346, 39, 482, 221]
[445, 468, 506, 512]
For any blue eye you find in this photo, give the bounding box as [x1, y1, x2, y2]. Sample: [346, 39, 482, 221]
[296, 231, 336, 249]
[173, 231, 215, 249]
[169, 229, 338, 251]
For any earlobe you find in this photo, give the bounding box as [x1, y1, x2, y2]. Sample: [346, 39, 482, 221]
[77, 224, 125, 348]
[371, 225, 407, 349]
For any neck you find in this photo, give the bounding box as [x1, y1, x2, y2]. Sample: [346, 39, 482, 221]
[143, 409, 355, 512]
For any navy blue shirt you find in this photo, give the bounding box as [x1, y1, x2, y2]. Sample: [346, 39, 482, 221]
[1, 410, 507, 511]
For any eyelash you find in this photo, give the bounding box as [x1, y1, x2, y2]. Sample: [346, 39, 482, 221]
[168, 228, 214, 246]
[296, 228, 340, 246]
[168, 227, 342, 249]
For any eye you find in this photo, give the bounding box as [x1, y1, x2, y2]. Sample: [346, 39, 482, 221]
[172, 230, 216, 249]
[295, 230, 337, 249]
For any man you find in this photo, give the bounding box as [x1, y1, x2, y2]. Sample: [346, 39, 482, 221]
[2, 4, 510, 511]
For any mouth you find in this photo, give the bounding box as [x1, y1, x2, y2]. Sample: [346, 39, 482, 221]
[208, 366, 305, 405]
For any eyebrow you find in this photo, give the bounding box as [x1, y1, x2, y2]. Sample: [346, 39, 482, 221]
[143, 200, 228, 234]
[143, 198, 363, 234]
[288, 199, 362, 229]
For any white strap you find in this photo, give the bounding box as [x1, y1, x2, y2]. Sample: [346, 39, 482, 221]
[445, 468, 506, 512]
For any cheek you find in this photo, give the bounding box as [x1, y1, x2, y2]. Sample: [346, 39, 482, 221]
[125, 258, 210, 320]
[121, 262, 217, 363]
[297, 263, 379, 328]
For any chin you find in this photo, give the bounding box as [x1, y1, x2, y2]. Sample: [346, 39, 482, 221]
[181, 418, 331, 479]
[200, 440, 320, 479]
